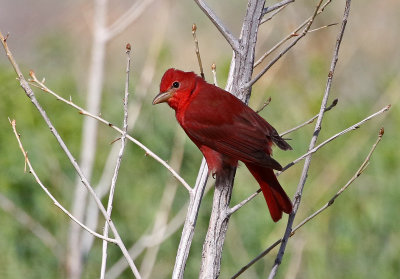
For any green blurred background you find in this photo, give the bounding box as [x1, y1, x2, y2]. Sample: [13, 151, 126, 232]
[0, 0, 399, 278]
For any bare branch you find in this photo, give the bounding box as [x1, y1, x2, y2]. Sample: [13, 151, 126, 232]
[268, 1, 352, 277]
[193, 0, 240, 52]
[251, 0, 332, 77]
[279, 106, 390, 172]
[262, 0, 294, 16]
[231, 127, 384, 279]
[211, 63, 218, 86]
[0, 31, 142, 279]
[260, 5, 288, 25]
[81, 21, 168, 256]
[309, 22, 338, 33]
[228, 104, 389, 215]
[255, 97, 272, 113]
[28, 72, 192, 193]
[173, 159, 209, 279]
[280, 98, 338, 137]
[107, 199, 188, 279]
[106, 179, 214, 279]
[8, 119, 117, 244]
[192, 24, 205, 79]
[100, 43, 132, 279]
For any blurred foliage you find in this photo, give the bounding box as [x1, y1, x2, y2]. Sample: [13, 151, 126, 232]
[0, 0, 399, 278]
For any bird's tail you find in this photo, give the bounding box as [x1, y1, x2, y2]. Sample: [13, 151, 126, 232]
[245, 163, 293, 222]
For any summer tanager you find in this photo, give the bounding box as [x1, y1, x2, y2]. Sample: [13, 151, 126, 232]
[153, 68, 292, 221]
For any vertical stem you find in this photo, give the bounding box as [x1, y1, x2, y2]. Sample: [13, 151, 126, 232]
[199, 0, 265, 277]
[100, 44, 131, 279]
[172, 159, 208, 279]
[199, 167, 236, 278]
[267, 1, 352, 278]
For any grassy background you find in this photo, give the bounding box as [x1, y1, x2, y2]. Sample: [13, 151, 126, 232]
[0, 0, 399, 278]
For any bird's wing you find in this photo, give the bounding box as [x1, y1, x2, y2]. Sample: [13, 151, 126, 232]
[182, 85, 289, 170]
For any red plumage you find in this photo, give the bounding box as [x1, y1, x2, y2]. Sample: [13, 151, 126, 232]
[153, 68, 293, 222]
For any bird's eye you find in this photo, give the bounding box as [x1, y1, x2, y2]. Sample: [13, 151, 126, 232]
[172, 81, 180, 88]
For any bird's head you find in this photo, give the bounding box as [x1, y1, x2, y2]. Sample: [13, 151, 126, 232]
[152, 68, 199, 110]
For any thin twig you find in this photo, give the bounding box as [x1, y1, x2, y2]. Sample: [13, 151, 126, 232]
[211, 63, 218, 86]
[106, 199, 188, 279]
[173, 159, 209, 279]
[8, 119, 117, 244]
[309, 23, 338, 33]
[279, 104, 389, 174]
[268, 1, 352, 277]
[82, 17, 169, 256]
[280, 98, 338, 137]
[262, 0, 294, 16]
[192, 24, 205, 79]
[100, 43, 132, 279]
[108, 177, 215, 279]
[260, 5, 288, 25]
[292, 128, 384, 232]
[255, 97, 272, 113]
[28, 71, 192, 193]
[193, 0, 240, 52]
[0, 31, 142, 279]
[231, 127, 384, 278]
[253, 0, 332, 70]
[229, 104, 389, 215]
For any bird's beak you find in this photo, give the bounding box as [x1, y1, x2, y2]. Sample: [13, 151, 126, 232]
[152, 90, 173, 105]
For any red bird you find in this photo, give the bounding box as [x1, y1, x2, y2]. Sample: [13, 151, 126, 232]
[153, 68, 292, 222]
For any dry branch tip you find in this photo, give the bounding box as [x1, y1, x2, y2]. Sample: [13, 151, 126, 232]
[29, 70, 35, 79]
[256, 97, 272, 113]
[3, 32, 9, 42]
[110, 137, 122, 145]
[379, 127, 384, 137]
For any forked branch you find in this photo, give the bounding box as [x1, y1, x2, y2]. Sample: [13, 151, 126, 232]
[232, 127, 384, 278]
[229, 104, 390, 215]
[249, 0, 330, 85]
[27, 72, 192, 193]
[9, 119, 117, 244]
[193, 0, 240, 52]
[268, 1, 352, 278]
[262, 0, 294, 16]
[0, 30, 142, 279]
